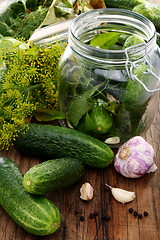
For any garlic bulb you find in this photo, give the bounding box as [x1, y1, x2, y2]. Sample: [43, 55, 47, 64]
[80, 183, 94, 201]
[106, 184, 136, 204]
[147, 163, 157, 173]
[114, 136, 156, 178]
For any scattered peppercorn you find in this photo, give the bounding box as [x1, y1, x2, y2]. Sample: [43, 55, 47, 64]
[106, 215, 111, 221]
[144, 211, 148, 217]
[128, 208, 133, 213]
[102, 214, 111, 221]
[102, 214, 107, 220]
[89, 213, 94, 219]
[134, 211, 138, 217]
[128, 208, 149, 219]
[79, 216, 85, 221]
[93, 211, 98, 217]
[138, 213, 142, 219]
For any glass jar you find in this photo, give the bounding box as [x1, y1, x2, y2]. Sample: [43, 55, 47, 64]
[58, 8, 160, 144]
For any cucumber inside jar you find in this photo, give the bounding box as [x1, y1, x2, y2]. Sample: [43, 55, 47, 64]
[76, 102, 114, 136]
[58, 31, 158, 143]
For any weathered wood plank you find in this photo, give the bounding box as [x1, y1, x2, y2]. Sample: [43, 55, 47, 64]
[0, 0, 160, 239]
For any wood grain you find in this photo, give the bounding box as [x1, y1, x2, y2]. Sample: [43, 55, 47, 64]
[0, 98, 160, 240]
[0, 0, 160, 239]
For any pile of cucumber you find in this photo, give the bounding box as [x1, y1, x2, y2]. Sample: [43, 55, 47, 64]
[0, 123, 114, 236]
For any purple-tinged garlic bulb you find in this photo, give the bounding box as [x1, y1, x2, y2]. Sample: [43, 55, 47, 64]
[114, 136, 157, 178]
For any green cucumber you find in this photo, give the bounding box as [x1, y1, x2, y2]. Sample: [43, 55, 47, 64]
[104, 0, 146, 10]
[86, 104, 113, 134]
[0, 157, 61, 236]
[76, 104, 113, 136]
[14, 123, 114, 168]
[123, 34, 144, 49]
[23, 157, 85, 195]
[133, 2, 160, 31]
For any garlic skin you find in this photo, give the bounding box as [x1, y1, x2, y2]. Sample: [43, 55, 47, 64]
[147, 163, 158, 173]
[114, 136, 155, 178]
[80, 183, 94, 201]
[106, 184, 136, 204]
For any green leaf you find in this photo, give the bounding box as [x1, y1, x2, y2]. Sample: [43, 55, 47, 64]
[40, 0, 75, 28]
[0, 21, 14, 36]
[90, 32, 121, 49]
[98, 98, 120, 115]
[66, 96, 93, 127]
[84, 112, 97, 133]
[66, 84, 103, 126]
[102, 101, 120, 115]
[0, 37, 28, 51]
[34, 108, 65, 121]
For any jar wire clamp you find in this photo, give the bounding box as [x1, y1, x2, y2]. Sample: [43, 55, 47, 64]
[125, 43, 160, 93]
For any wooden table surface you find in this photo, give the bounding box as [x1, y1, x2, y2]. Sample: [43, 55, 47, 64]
[1, 103, 160, 240]
[0, 0, 160, 240]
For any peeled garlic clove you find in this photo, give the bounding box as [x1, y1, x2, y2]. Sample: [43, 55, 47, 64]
[105, 136, 120, 145]
[106, 184, 136, 204]
[80, 183, 94, 201]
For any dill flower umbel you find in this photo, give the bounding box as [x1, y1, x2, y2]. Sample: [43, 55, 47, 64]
[0, 41, 66, 150]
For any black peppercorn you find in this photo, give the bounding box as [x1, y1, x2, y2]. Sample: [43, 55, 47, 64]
[144, 211, 148, 217]
[102, 214, 111, 221]
[134, 211, 138, 217]
[128, 208, 133, 213]
[89, 213, 94, 219]
[93, 211, 98, 217]
[106, 215, 111, 221]
[138, 213, 142, 219]
[79, 216, 85, 221]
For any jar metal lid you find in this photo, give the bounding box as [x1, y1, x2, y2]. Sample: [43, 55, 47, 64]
[125, 43, 160, 92]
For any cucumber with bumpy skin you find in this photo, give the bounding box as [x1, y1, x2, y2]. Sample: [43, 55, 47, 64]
[104, 0, 146, 10]
[76, 104, 113, 136]
[0, 157, 61, 236]
[133, 2, 160, 31]
[14, 123, 114, 168]
[23, 157, 85, 195]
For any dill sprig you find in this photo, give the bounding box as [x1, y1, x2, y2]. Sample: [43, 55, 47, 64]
[10, 7, 48, 40]
[0, 41, 66, 150]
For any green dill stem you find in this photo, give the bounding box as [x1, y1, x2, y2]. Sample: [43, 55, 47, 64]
[24, 83, 43, 102]
[28, 83, 42, 91]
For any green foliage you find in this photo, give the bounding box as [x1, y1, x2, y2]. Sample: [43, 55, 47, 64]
[66, 85, 103, 127]
[34, 108, 65, 121]
[104, 0, 146, 10]
[10, 7, 48, 40]
[0, 40, 66, 150]
[90, 32, 121, 49]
